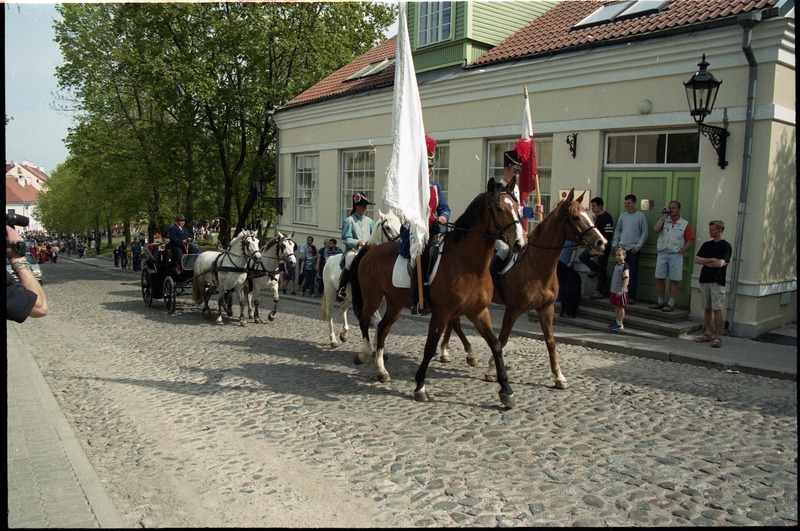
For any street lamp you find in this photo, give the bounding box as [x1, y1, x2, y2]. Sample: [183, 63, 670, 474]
[684, 54, 729, 169]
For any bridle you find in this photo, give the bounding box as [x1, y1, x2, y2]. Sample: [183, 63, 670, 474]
[378, 217, 401, 242]
[439, 188, 523, 244]
[527, 205, 603, 252]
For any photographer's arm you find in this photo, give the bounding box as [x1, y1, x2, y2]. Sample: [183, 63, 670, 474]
[7, 226, 47, 317]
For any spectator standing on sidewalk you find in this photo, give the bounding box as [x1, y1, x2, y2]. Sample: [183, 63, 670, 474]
[611, 194, 648, 304]
[650, 200, 695, 312]
[131, 240, 142, 271]
[608, 247, 630, 332]
[113, 244, 120, 267]
[579, 197, 614, 299]
[694, 220, 733, 349]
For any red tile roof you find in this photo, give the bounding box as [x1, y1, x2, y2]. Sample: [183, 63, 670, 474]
[282, 0, 783, 109]
[470, 0, 781, 68]
[6, 176, 40, 203]
[286, 37, 398, 109]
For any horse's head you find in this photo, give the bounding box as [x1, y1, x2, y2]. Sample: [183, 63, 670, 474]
[275, 232, 298, 267]
[372, 209, 402, 244]
[560, 188, 606, 255]
[488, 177, 528, 254]
[235, 230, 262, 262]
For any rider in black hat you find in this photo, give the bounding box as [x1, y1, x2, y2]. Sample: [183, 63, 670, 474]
[336, 192, 376, 301]
[166, 214, 201, 272]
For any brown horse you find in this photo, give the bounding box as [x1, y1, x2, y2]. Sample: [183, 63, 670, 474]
[441, 188, 607, 389]
[350, 177, 527, 408]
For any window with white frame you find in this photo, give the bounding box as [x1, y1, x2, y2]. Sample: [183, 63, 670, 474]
[431, 142, 450, 203]
[293, 154, 319, 225]
[341, 150, 376, 223]
[605, 131, 700, 166]
[488, 138, 553, 213]
[417, 1, 451, 47]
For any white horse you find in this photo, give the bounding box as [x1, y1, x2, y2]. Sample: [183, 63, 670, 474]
[191, 230, 262, 326]
[242, 232, 297, 323]
[320, 210, 402, 348]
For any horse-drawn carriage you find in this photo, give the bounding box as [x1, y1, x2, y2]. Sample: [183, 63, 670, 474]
[141, 243, 197, 314]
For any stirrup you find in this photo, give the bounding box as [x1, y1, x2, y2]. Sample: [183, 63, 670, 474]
[336, 286, 347, 302]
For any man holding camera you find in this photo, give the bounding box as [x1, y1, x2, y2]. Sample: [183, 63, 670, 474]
[6, 217, 48, 322]
[650, 200, 694, 312]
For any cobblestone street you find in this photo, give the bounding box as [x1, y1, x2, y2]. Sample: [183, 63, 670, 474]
[11, 260, 798, 527]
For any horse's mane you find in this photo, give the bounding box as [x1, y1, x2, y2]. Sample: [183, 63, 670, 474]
[447, 191, 487, 246]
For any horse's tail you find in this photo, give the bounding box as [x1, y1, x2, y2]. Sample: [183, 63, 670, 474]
[320, 281, 330, 320]
[350, 245, 371, 320]
[192, 253, 211, 303]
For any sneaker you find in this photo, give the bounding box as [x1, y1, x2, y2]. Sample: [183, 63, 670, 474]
[282, 288, 287, 295]
[649, 302, 665, 310]
[661, 305, 674, 312]
[291, 291, 296, 296]
[590, 291, 605, 300]
[608, 323, 624, 331]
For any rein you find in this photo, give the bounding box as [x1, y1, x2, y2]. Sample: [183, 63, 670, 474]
[526, 213, 601, 251]
[379, 219, 401, 242]
[441, 189, 522, 243]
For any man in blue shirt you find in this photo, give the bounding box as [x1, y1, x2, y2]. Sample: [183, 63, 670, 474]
[337, 193, 376, 301]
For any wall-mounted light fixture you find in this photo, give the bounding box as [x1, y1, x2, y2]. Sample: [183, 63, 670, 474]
[566, 133, 578, 158]
[684, 54, 729, 169]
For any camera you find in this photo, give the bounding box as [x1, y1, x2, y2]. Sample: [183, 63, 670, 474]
[662, 208, 669, 215]
[7, 213, 29, 227]
[6, 213, 30, 256]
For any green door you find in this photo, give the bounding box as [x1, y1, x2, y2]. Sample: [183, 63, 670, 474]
[603, 170, 699, 307]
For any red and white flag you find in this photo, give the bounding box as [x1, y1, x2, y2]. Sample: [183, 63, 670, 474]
[516, 86, 538, 207]
[383, 1, 429, 261]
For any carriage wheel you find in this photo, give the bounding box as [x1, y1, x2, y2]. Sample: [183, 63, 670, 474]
[142, 269, 154, 307]
[163, 276, 177, 314]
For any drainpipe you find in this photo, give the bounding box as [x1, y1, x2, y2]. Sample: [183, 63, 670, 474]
[726, 11, 761, 333]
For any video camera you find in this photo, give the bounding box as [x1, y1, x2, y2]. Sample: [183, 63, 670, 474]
[6, 213, 30, 255]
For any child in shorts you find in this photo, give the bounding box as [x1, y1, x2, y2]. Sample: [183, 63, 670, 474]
[608, 247, 630, 331]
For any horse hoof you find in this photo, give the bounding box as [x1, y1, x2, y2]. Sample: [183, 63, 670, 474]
[466, 356, 479, 368]
[439, 352, 453, 363]
[377, 372, 391, 384]
[500, 392, 516, 409]
[353, 353, 366, 365]
[414, 390, 431, 402]
[484, 374, 497, 383]
[339, 332, 348, 343]
[239, 321, 246, 327]
[554, 380, 570, 390]
[330, 340, 339, 348]
[268, 312, 277, 321]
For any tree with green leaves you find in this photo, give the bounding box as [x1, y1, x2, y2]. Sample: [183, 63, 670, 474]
[51, 1, 395, 245]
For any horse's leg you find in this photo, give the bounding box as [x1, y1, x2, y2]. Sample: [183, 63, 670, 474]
[439, 321, 454, 363]
[485, 309, 523, 382]
[215, 290, 225, 324]
[414, 316, 448, 402]
[469, 308, 515, 408]
[372, 301, 403, 383]
[353, 290, 381, 367]
[237, 285, 247, 327]
[453, 319, 475, 367]
[538, 305, 568, 389]
[268, 281, 279, 321]
[340, 297, 350, 344]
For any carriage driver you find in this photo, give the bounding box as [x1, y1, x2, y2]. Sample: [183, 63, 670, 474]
[166, 214, 201, 272]
[336, 193, 376, 301]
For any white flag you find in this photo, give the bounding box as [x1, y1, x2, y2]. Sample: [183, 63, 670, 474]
[383, 1, 430, 261]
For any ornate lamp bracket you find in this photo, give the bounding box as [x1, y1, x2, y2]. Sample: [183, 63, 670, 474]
[566, 133, 578, 158]
[698, 122, 729, 169]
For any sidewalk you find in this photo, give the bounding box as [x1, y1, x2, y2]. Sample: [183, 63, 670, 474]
[8, 255, 794, 527]
[7, 323, 127, 528]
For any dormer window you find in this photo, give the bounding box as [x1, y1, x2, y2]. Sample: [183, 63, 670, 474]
[345, 58, 396, 81]
[418, 1, 451, 47]
[573, 0, 668, 30]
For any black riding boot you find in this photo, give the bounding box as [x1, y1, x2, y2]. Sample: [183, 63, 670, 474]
[336, 269, 350, 302]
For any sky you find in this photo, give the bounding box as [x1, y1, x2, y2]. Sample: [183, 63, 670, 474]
[3, 2, 398, 177]
[5, 2, 71, 175]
